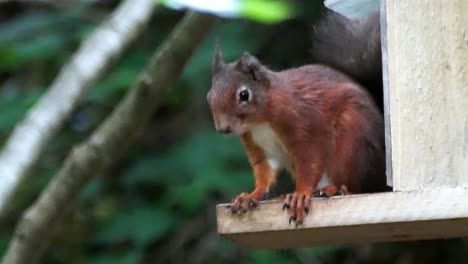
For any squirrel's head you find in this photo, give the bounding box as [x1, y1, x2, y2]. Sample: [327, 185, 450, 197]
[207, 43, 271, 135]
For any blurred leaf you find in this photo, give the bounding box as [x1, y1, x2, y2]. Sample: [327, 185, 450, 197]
[163, 0, 293, 23]
[87, 52, 149, 102]
[123, 131, 252, 212]
[298, 246, 342, 258]
[123, 131, 246, 186]
[84, 250, 143, 264]
[162, 0, 239, 18]
[240, 0, 293, 23]
[0, 33, 66, 70]
[16, 34, 65, 62]
[0, 10, 82, 44]
[122, 155, 171, 187]
[248, 250, 299, 264]
[0, 233, 9, 258]
[205, 169, 252, 196]
[87, 67, 138, 102]
[95, 207, 176, 246]
[0, 45, 17, 68]
[93, 197, 119, 221]
[0, 91, 42, 131]
[170, 182, 206, 212]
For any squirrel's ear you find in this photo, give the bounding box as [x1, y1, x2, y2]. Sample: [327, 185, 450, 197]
[236, 52, 268, 83]
[212, 40, 225, 75]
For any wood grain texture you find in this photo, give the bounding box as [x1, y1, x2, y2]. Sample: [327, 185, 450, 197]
[380, 0, 392, 187]
[217, 188, 468, 248]
[386, 0, 468, 190]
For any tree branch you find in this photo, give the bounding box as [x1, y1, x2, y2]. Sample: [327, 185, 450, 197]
[0, 0, 156, 221]
[1, 11, 217, 264]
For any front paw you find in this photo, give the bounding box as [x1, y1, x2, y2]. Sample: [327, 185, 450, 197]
[227, 193, 260, 214]
[283, 191, 312, 227]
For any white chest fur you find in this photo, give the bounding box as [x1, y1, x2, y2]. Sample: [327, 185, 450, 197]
[250, 123, 331, 188]
[250, 123, 290, 170]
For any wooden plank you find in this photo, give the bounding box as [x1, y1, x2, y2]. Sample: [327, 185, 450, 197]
[386, 0, 468, 191]
[380, 0, 392, 187]
[217, 188, 468, 249]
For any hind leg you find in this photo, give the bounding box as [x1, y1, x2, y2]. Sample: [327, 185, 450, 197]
[329, 111, 369, 193]
[313, 185, 350, 197]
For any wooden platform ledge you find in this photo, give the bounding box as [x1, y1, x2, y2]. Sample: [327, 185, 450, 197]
[216, 188, 468, 249]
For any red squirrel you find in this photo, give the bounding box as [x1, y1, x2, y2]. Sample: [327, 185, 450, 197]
[207, 9, 387, 225]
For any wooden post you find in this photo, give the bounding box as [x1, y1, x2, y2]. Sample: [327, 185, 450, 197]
[386, 0, 468, 191]
[381, 0, 392, 187]
[216, 0, 468, 248]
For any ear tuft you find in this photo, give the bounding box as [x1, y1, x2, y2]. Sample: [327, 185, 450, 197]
[236, 52, 266, 82]
[239, 52, 260, 71]
[212, 39, 225, 75]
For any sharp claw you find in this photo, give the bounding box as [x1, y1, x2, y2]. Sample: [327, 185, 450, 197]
[317, 191, 330, 198]
[313, 190, 324, 198]
[304, 207, 309, 215]
[289, 216, 296, 225]
[283, 204, 289, 211]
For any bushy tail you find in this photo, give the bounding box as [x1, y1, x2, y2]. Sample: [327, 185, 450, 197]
[310, 8, 383, 110]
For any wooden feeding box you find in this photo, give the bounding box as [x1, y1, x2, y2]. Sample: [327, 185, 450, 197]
[216, 0, 468, 248]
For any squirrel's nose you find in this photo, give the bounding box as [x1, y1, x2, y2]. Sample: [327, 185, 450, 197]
[217, 126, 232, 134]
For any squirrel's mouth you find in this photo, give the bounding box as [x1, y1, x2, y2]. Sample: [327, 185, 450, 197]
[217, 128, 232, 135]
[219, 128, 243, 136]
[213, 117, 250, 136]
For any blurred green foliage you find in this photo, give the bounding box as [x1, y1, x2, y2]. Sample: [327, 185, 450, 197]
[163, 0, 293, 23]
[0, 1, 467, 264]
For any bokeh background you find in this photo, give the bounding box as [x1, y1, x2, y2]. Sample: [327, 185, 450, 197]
[1, 0, 467, 263]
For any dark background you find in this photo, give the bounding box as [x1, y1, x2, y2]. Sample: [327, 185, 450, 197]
[1, 0, 467, 263]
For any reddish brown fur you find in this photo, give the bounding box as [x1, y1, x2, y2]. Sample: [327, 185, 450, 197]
[208, 50, 386, 225]
[241, 133, 277, 197]
[264, 66, 385, 194]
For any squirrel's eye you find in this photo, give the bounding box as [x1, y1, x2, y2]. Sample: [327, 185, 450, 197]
[239, 90, 250, 102]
